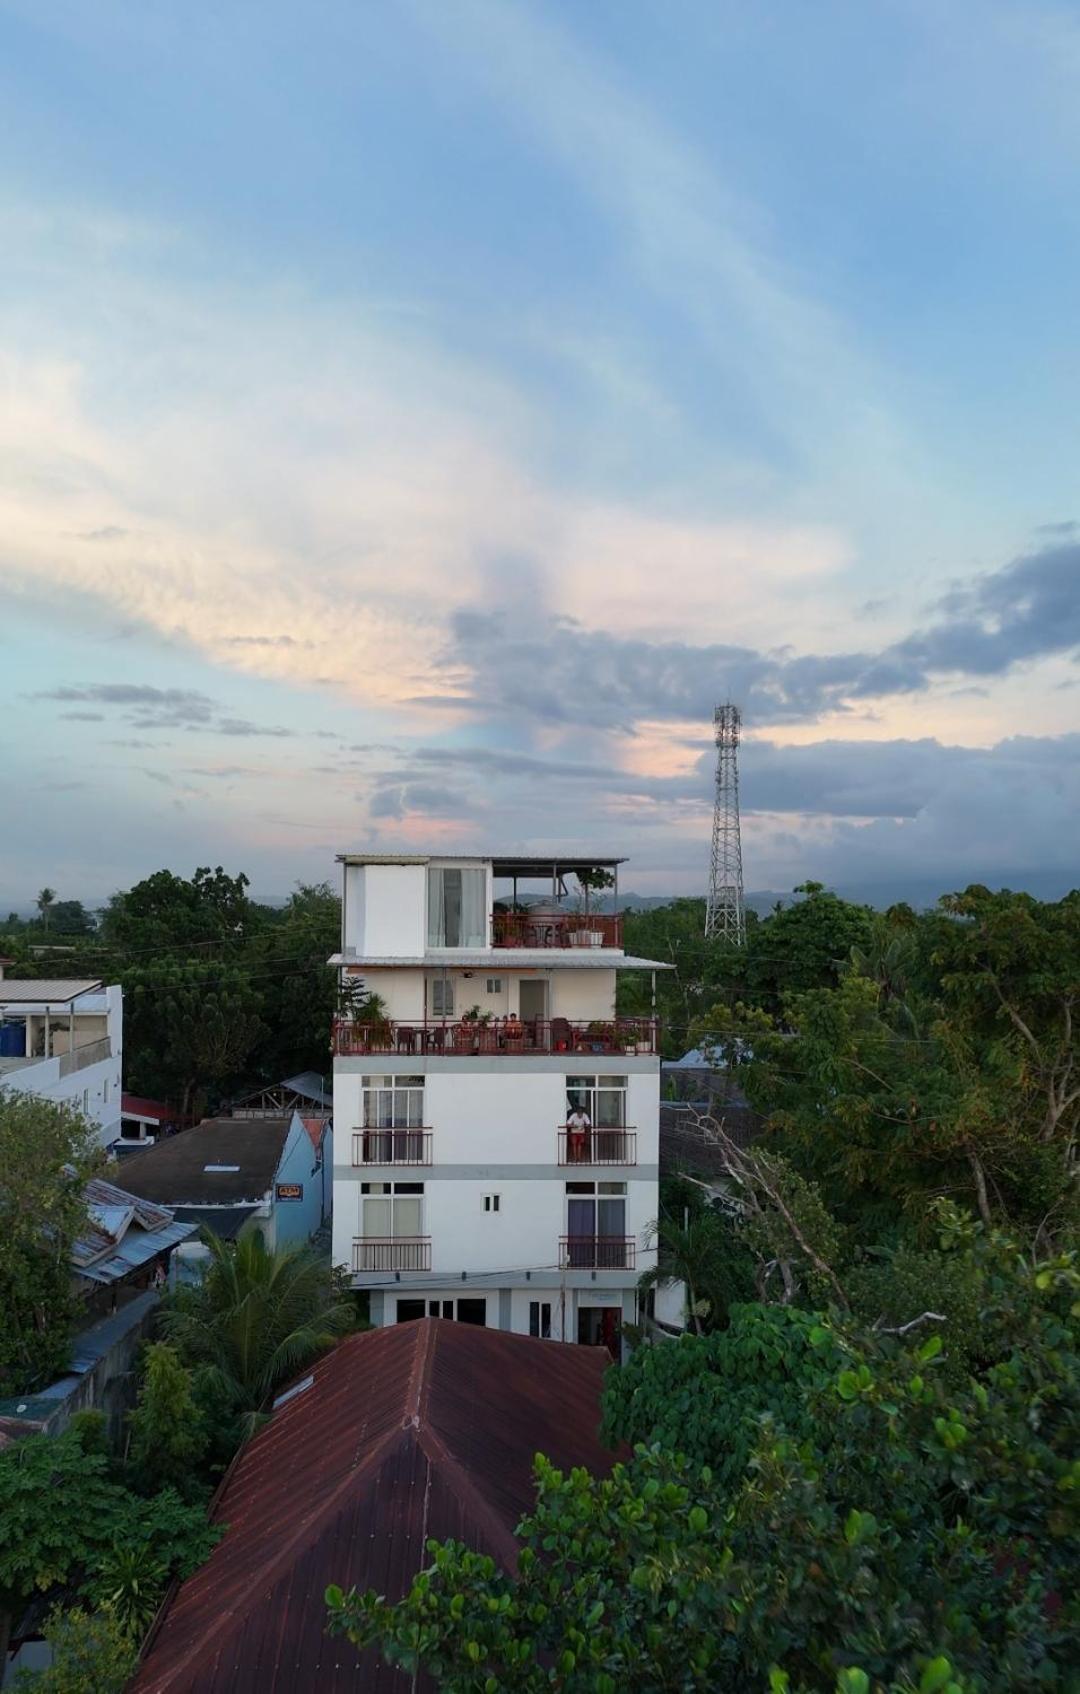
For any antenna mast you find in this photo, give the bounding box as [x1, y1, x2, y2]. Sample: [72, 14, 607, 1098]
[705, 702, 745, 945]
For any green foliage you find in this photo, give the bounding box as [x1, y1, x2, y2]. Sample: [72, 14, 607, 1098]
[125, 958, 265, 1121]
[331, 1219, 1080, 1691]
[0, 1093, 100, 1395]
[99, 865, 259, 956]
[0, 1423, 216, 1641]
[126, 1342, 209, 1497]
[640, 1202, 757, 1332]
[745, 883, 876, 1013]
[85, 1542, 167, 1637]
[11, 1604, 138, 1693]
[602, 1304, 845, 1487]
[160, 1231, 356, 1431]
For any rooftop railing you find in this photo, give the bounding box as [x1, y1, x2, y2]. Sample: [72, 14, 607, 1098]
[491, 911, 623, 949]
[333, 1016, 658, 1058]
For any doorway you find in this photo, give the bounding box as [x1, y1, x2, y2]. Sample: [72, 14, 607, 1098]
[577, 1306, 621, 1356]
[518, 980, 548, 1030]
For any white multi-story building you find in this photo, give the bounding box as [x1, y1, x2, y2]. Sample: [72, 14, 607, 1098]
[0, 978, 123, 1148]
[329, 853, 668, 1349]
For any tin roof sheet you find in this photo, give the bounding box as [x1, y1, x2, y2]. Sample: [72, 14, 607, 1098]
[131, 1319, 618, 1693]
[0, 979, 103, 1004]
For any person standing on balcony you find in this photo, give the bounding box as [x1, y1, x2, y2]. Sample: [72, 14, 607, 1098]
[566, 1102, 591, 1163]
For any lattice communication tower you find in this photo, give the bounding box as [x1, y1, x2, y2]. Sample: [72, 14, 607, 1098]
[704, 702, 746, 945]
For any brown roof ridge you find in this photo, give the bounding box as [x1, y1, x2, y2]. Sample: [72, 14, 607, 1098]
[135, 1416, 409, 1692]
[412, 1323, 523, 1573]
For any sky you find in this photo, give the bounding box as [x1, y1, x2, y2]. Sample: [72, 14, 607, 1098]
[2, 0, 1079, 907]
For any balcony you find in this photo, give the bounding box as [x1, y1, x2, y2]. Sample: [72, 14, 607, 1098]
[352, 1237, 432, 1273]
[352, 1129, 433, 1167]
[557, 1128, 637, 1166]
[492, 911, 623, 949]
[333, 1016, 658, 1058]
[559, 1236, 636, 1271]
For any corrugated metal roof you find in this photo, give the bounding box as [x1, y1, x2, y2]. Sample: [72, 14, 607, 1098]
[131, 1320, 619, 1693]
[329, 949, 672, 970]
[0, 979, 104, 1004]
[71, 1177, 189, 1276]
[122, 1093, 177, 1122]
[116, 1117, 290, 1207]
[76, 1218, 197, 1284]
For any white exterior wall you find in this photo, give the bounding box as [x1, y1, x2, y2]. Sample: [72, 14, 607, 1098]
[549, 969, 617, 1020]
[267, 1112, 325, 1249]
[0, 986, 123, 1150]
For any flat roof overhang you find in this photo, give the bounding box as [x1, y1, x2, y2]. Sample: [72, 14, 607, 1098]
[336, 854, 626, 877]
[328, 949, 671, 971]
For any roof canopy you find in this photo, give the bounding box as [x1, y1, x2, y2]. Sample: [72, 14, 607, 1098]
[336, 853, 626, 876]
[0, 979, 103, 1005]
[132, 1320, 618, 1692]
[115, 1115, 293, 1208]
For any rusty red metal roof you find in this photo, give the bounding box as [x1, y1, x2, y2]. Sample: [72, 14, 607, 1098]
[299, 1115, 327, 1152]
[131, 1319, 617, 1693]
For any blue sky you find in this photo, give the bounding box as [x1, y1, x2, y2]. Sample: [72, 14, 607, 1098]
[2, 0, 1079, 905]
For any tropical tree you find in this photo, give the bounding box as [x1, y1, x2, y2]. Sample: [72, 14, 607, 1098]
[0, 1093, 100, 1396]
[124, 959, 265, 1120]
[328, 1210, 1080, 1691]
[125, 1342, 208, 1497]
[11, 1603, 138, 1693]
[160, 1232, 356, 1433]
[35, 888, 56, 930]
[0, 1423, 215, 1669]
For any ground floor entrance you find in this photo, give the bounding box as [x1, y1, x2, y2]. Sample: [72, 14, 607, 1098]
[576, 1305, 621, 1355]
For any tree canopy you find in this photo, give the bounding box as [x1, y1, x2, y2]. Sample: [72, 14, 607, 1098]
[0, 1093, 100, 1396]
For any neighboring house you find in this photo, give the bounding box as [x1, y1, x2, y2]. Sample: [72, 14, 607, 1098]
[0, 978, 122, 1148]
[228, 1070, 332, 1118]
[118, 1092, 180, 1150]
[115, 1112, 330, 1257]
[329, 852, 669, 1350]
[130, 1318, 620, 1692]
[0, 1176, 195, 1447]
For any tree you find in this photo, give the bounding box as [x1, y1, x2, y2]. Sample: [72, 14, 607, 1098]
[745, 884, 876, 1015]
[0, 1424, 216, 1669]
[98, 866, 260, 957]
[328, 1212, 1080, 1691]
[0, 1094, 100, 1396]
[35, 889, 56, 930]
[124, 959, 265, 1120]
[639, 1206, 753, 1335]
[160, 1232, 356, 1432]
[249, 882, 340, 1083]
[44, 901, 96, 938]
[126, 1343, 208, 1497]
[11, 1604, 137, 1693]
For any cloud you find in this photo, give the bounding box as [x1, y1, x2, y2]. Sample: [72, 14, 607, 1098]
[220, 634, 308, 649]
[439, 541, 1080, 730]
[35, 683, 215, 721]
[213, 717, 295, 739]
[369, 780, 473, 821]
[58, 710, 105, 721]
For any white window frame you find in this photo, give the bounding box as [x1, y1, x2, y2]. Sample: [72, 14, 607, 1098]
[529, 1300, 552, 1339]
[565, 1074, 628, 1127]
[362, 1075, 425, 1128]
[431, 977, 455, 1018]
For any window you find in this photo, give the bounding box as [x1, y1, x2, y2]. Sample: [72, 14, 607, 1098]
[482, 1193, 500, 1213]
[427, 866, 486, 948]
[565, 1180, 627, 1267]
[529, 1300, 552, 1339]
[82, 1089, 89, 1114]
[361, 1180, 424, 1240]
[485, 977, 503, 995]
[565, 1075, 627, 1128]
[362, 1076, 424, 1128]
[431, 977, 455, 1017]
[103, 1079, 109, 1104]
[396, 1300, 426, 1323]
[425, 1297, 487, 1325]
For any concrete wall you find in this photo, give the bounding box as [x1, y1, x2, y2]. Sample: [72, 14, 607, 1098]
[352, 967, 616, 1025]
[0, 986, 123, 1149]
[331, 1056, 660, 1329]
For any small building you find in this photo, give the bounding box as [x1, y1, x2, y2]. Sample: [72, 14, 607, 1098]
[228, 1070, 332, 1118]
[115, 1112, 332, 1260]
[0, 978, 123, 1147]
[0, 1177, 196, 1445]
[118, 1093, 180, 1151]
[130, 1318, 620, 1692]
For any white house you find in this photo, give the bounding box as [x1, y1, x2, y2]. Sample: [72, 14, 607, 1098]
[0, 978, 123, 1148]
[329, 853, 668, 1350]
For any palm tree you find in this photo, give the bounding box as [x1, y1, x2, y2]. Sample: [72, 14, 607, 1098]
[639, 1211, 732, 1335]
[36, 887, 56, 930]
[160, 1232, 356, 1435]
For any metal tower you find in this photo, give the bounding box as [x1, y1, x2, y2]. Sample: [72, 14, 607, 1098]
[705, 702, 746, 945]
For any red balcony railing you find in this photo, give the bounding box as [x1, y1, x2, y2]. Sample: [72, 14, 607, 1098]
[352, 1237, 431, 1273]
[333, 1016, 658, 1058]
[557, 1128, 637, 1166]
[352, 1129, 432, 1167]
[492, 911, 623, 949]
[559, 1236, 636, 1271]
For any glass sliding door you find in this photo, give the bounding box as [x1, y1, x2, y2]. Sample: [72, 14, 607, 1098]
[427, 867, 486, 948]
